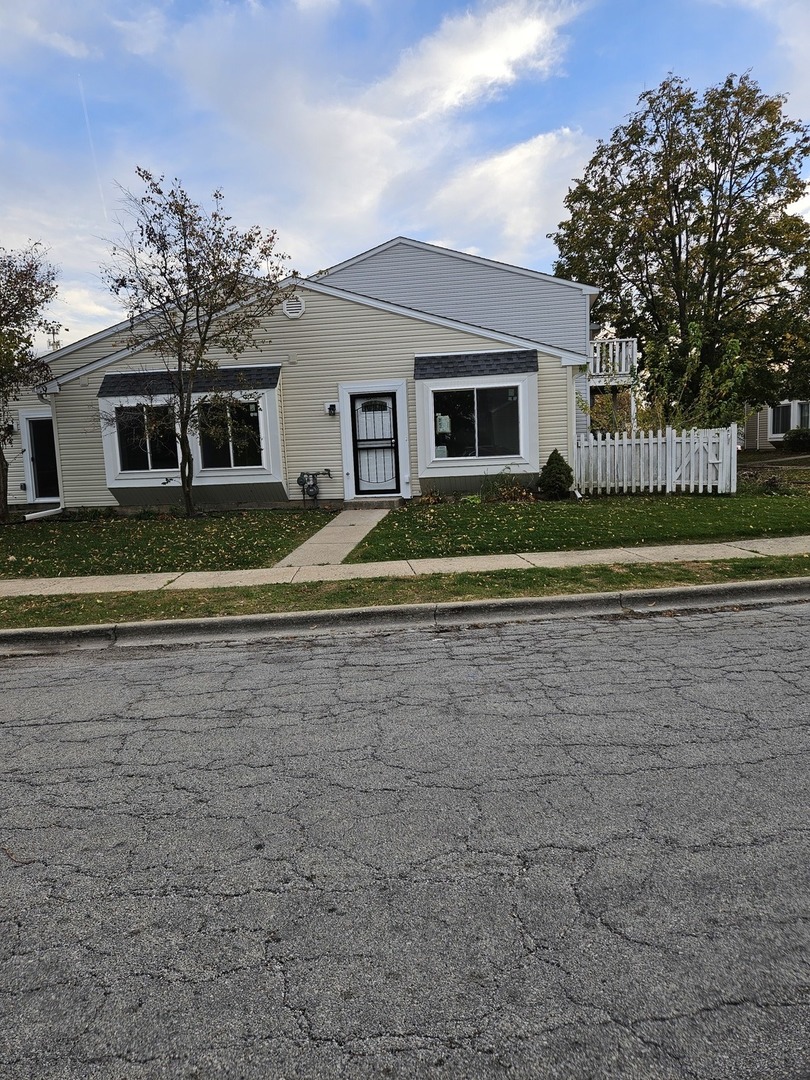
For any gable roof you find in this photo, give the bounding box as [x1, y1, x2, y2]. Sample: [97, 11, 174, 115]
[320, 236, 599, 297]
[304, 278, 588, 363]
[44, 275, 589, 392]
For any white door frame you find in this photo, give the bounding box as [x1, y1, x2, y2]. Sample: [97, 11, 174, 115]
[19, 408, 60, 502]
[338, 379, 411, 501]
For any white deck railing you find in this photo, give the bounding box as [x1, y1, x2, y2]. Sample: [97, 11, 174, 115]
[575, 425, 738, 494]
[590, 339, 637, 380]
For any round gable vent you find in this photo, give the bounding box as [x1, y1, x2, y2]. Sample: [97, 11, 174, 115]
[282, 295, 305, 320]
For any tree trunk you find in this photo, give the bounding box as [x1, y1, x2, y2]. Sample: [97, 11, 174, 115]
[178, 430, 195, 517]
[0, 445, 10, 523]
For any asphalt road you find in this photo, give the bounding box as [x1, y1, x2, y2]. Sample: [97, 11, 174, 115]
[1, 603, 809, 1079]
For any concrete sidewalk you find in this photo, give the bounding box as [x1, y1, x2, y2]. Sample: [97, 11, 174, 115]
[1, 505, 809, 598]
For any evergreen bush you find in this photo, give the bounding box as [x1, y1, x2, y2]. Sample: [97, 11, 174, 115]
[538, 449, 574, 500]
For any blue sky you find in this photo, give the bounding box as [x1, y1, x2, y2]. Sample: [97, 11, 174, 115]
[2, 0, 809, 345]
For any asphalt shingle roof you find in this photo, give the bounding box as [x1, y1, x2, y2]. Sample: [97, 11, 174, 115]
[98, 365, 281, 397]
[414, 350, 538, 380]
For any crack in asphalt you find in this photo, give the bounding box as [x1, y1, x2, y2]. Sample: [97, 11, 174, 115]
[1, 605, 809, 1078]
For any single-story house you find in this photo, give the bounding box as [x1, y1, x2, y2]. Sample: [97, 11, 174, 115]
[744, 400, 810, 451]
[7, 237, 632, 512]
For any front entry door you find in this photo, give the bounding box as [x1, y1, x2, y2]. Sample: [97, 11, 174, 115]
[350, 393, 400, 495]
[28, 417, 59, 500]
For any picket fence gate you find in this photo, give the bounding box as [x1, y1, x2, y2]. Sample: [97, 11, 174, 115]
[574, 425, 737, 494]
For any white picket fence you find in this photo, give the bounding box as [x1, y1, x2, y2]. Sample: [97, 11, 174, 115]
[575, 425, 737, 494]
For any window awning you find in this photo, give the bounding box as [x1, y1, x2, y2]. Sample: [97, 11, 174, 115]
[414, 350, 538, 380]
[97, 365, 281, 398]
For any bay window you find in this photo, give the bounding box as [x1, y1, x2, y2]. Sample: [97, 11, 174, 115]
[99, 364, 283, 494]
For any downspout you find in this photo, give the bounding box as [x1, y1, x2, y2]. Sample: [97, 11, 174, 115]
[24, 504, 64, 521]
[25, 384, 65, 521]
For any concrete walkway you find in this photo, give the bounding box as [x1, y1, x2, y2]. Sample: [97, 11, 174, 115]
[1, 506, 809, 598]
[275, 508, 390, 567]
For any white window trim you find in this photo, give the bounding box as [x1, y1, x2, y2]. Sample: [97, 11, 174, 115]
[768, 400, 809, 442]
[99, 388, 284, 490]
[416, 372, 538, 479]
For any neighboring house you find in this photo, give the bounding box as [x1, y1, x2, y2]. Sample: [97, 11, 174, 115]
[6, 237, 632, 511]
[744, 400, 810, 451]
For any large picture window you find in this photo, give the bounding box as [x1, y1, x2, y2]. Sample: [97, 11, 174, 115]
[771, 403, 792, 437]
[433, 386, 520, 458]
[115, 405, 178, 472]
[770, 400, 810, 440]
[199, 400, 262, 469]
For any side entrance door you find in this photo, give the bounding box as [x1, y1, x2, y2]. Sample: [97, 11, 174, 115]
[27, 416, 60, 500]
[350, 393, 400, 495]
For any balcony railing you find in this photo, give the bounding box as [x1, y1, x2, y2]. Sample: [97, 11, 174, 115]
[590, 338, 637, 382]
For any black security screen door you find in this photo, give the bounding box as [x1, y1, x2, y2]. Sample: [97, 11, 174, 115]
[351, 394, 400, 495]
[29, 417, 59, 499]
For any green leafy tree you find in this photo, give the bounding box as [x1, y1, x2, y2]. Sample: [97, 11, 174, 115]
[551, 72, 810, 424]
[775, 270, 810, 404]
[0, 244, 58, 522]
[103, 168, 291, 517]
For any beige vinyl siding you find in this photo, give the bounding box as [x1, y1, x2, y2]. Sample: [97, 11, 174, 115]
[7, 334, 130, 506]
[53, 376, 118, 507]
[37, 286, 575, 506]
[323, 241, 591, 355]
[47, 289, 514, 506]
[538, 354, 574, 467]
[269, 289, 514, 500]
[6, 389, 50, 505]
[756, 407, 774, 450]
[46, 327, 131, 379]
[744, 411, 760, 450]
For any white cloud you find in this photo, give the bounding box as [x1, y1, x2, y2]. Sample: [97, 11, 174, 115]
[49, 286, 122, 348]
[0, 1, 182, 62]
[110, 9, 171, 57]
[0, 8, 92, 59]
[0, 0, 592, 337]
[165, 0, 585, 269]
[374, 0, 580, 121]
[293, 0, 341, 11]
[426, 128, 592, 265]
[706, 0, 810, 115]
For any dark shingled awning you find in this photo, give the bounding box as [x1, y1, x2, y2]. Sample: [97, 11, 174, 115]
[414, 350, 538, 380]
[98, 365, 281, 397]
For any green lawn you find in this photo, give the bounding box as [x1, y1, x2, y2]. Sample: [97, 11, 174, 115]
[3, 492, 810, 582]
[1, 554, 808, 630]
[0, 509, 334, 579]
[346, 493, 810, 562]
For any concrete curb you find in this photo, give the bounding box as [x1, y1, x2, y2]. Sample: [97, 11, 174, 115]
[2, 577, 809, 656]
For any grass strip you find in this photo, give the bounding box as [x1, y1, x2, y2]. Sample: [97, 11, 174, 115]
[1, 554, 807, 630]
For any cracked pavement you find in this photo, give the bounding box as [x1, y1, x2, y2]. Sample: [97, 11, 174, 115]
[1, 604, 809, 1078]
